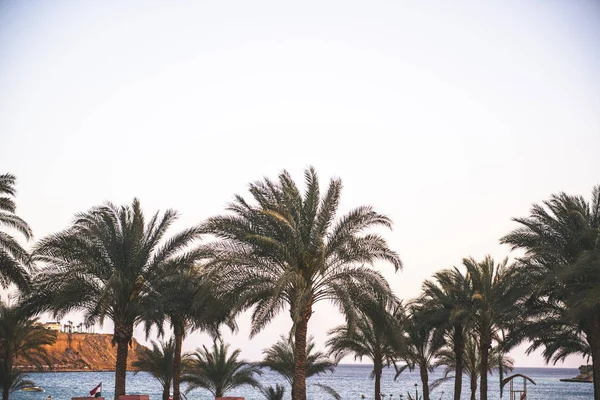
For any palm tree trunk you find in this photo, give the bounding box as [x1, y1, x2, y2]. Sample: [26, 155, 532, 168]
[419, 362, 430, 400]
[162, 384, 170, 400]
[470, 373, 477, 400]
[2, 360, 10, 400]
[453, 325, 464, 400]
[292, 306, 311, 400]
[586, 315, 600, 400]
[374, 358, 383, 400]
[173, 322, 184, 400]
[113, 322, 133, 400]
[479, 331, 490, 400]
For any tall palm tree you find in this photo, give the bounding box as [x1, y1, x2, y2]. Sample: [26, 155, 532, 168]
[141, 266, 236, 400]
[395, 305, 444, 400]
[0, 174, 33, 291]
[30, 198, 203, 399]
[463, 256, 522, 400]
[327, 297, 403, 400]
[183, 341, 262, 398]
[420, 267, 473, 400]
[201, 167, 402, 400]
[133, 339, 187, 400]
[501, 185, 600, 399]
[0, 300, 56, 400]
[433, 334, 514, 400]
[260, 335, 339, 399]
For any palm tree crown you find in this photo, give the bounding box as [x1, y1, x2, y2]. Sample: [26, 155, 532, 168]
[141, 266, 236, 400]
[133, 339, 184, 400]
[30, 198, 203, 399]
[183, 341, 262, 398]
[433, 334, 514, 400]
[462, 256, 522, 400]
[0, 300, 56, 400]
[501, 185, 600, 399]
[419, 267, 473, 400]
[0, 173, 33, 291]
[202, 167, 401, 400]
[260, 335, 336, 385]
[260, 384, 286, 400]
[395, 305, 444, 400]
[260, 335, 340, 399]
[327, 296, 403, 400]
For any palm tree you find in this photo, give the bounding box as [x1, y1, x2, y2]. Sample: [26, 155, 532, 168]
[201, 167, 402, 400]
[0, 369, 37, 395]
[0, 300, 56, 400]
[183, 341, 262, 398]
[142, 267, 236, 400]
[501, 186, 600, 399]
[260, 335, 339, 399]
[395, 306, 444, 400]
[133, 339, 185, 400]
[260, 335, 336, 384]
[463, 256, 522, 400]
[260, 384, 286, 400]
[433, 334, 514, 400]
[30, 198, 203, 399]
[327, 297, 403, 400]
[0, 173, 33, 291]
[419, 267, 473, 400]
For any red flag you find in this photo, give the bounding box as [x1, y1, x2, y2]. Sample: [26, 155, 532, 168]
[90, 383, 102, 398]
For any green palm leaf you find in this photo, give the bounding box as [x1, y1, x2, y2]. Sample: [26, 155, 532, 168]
[183, 341, 262, 398]
[0, 174, 33, 291]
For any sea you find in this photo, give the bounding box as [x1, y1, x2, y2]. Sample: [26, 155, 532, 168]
[11, 366, 593, 400]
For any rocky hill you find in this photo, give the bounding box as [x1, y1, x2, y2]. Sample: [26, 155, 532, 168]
[16, 332, 147, 371]
[560, 365, 593, 383]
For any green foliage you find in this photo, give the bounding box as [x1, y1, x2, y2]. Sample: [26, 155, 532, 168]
[133, 339, 179, 390]
[0, 174, 33, 291]
[183, 341, 262, 397]
[201, 167, 401, 399]
[419, 267, 473, 400]
[501, 185, 600, 362]
[327, 295, 403, 400]
[260, 335, 340, 399]
[501, 185, 600, 398]
[260, 384, 286, 400]
[5, 370, 36, 393]
[260, 335, 336, 385]
[394, 305, 445, 400]
[140, 265, 237, 400]
[395, 305, 444, 377]
[141, 266, 235, 341]
[0, 300, 56, 400]
[461, 256, 522, 400]
[31, 198, 204, 329]
[432, 334, 514, 399]
[29, 198, 203, 399]
[201, 167, 401, 335]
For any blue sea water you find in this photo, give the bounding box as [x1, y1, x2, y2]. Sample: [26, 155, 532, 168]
[11, 366, 593, 400]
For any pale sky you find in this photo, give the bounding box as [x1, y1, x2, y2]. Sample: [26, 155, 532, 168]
[1, 1, 599, 368]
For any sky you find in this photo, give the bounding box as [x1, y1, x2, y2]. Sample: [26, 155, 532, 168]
[1, 0, 600, 368]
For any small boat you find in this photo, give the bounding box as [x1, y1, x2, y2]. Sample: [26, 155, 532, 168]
[22, 387, 45, 392]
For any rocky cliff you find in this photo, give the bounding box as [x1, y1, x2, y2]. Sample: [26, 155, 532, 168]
[16, 332, 147, 371]
[560, 365, 593, 383]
